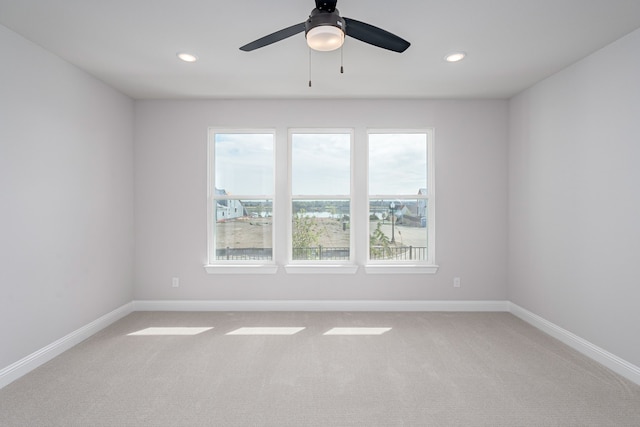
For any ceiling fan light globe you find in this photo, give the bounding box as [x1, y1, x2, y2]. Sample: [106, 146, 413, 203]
[306, 25, 344, 51]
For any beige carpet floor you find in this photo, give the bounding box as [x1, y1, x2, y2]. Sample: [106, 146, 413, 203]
[1, 311, 640, 426]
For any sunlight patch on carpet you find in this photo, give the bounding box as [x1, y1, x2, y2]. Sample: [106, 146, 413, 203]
[226, 327, 305, 335]
[323, 327, 392, 335]
[127, 327, 214, 336]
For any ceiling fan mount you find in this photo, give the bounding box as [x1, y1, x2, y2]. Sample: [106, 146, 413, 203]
[314, 0, 338, 13]
[240, 0, 410, 53]
[305, 6, 345, 34]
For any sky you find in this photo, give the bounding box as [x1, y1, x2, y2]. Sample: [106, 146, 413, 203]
[292, 133, 350, 195]
[215, 133, 274, 195]
[368, 133, 427, 195]
[214, 132, 427, 196]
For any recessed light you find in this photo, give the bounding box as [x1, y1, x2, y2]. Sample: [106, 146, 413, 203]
[177, 52, 198, 63]
[444, 52, 466, 62]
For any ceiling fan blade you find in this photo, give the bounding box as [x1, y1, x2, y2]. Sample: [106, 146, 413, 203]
[240, 22, 306, 51]
[343, 17, 410, 53]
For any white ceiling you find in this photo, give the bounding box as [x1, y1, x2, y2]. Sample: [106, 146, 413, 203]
[2, 0, 640, 100]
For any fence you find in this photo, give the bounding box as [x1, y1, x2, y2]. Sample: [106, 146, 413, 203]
[216, 247, 272, 261]
[292, 246, 350, 261]
[217, 246, 427, 261]
[369, 246, 427, 261]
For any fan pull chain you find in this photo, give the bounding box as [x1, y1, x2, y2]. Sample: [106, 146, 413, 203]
[340, 44, 344, 74]
[308, 48, 312, 87]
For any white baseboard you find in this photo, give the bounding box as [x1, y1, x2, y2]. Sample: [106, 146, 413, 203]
[133, 299, 510, 312]
[0, 302, 134, 389]
[509, 302, 640, 386]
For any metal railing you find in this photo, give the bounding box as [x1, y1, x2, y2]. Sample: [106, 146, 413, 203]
[292, 246, 350, 261]
[216, 247, 272, 261]
[369, 246, 427, 261]
[216, 246, 427, 261]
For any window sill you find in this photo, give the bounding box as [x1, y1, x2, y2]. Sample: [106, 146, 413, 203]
[203, 264, 436, 275]
[284, 264, 359, 274]
[204, 265, 279, 274]
[364, 264, 439, 274]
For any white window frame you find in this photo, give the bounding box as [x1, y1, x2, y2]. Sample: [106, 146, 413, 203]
[365, 129, 438, 274]
[285, 129, 357, 274]
[205, 129, 278, 274]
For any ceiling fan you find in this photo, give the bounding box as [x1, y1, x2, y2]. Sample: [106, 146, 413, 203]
[239, 0, 410, 53]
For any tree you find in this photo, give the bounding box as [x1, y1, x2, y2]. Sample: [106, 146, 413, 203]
[369, 222, 391, 259]
[292, 209, 320, 248]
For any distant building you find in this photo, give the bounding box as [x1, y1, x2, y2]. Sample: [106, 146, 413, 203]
[215, 188, 246, 222]
[417, 188, 427, 217]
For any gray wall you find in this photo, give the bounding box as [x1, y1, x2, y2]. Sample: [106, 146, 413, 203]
[134, 99, 509, 301]
[6, 15, 638, 379]
[508, 28, 640, 366]
[0, 25, 135, 369]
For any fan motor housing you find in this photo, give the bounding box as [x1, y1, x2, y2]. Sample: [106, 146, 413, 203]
[305, 8, 346, 35]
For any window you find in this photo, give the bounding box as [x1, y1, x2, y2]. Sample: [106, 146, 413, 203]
[206, 130, 275, 270]
[289, 130, 353, 264]
[367, 131, 435, 267]
[205, 128, 437, 274]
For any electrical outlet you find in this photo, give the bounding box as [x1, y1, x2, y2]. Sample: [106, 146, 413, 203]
[172, 277, 180, 288]
[453, 277, 461, 288]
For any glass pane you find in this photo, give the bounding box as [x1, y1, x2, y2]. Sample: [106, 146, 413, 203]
[215, 133, 274, 195]
[292, 133, 350, 195]
[215, 199, 272, 260]
[292, 200, 350, 261]
[369, 199, 428, 261]
[369, 133, 427, 195]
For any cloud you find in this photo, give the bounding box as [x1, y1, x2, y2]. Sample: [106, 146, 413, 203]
[214, 133, 274, 194]
[292, 133, 350, 195]
[369, 133, 427, 195]
[212, 132, 428, 197]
